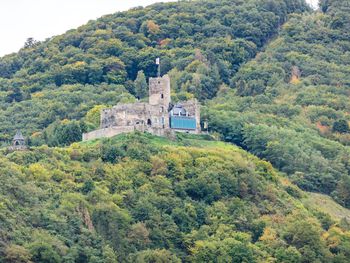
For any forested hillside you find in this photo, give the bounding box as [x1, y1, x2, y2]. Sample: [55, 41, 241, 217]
[205, 0, 350, 208]
[1, 0, 350, 262]
[0, 0, 309, 143]
[1, 133, 350, 262]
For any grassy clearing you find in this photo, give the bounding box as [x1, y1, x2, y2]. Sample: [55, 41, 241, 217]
[79, 131, 222, 148]
[303, 192, 350, 221]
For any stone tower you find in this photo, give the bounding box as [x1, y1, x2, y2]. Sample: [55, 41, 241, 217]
[149, 75, 171, 108]
[148, 74, 171, 129]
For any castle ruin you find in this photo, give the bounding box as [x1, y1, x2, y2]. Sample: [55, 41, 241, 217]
[82, 75, 201, 141]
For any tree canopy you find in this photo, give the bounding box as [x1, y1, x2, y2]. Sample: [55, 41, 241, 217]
[1, 0, 350, 261]
[0, 133, 349, 262]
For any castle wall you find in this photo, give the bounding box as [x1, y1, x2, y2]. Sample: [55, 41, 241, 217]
[146, 104, 170, 129]
[82, 126, 136, 141]
[101, 102, 170, 130]
[101, 103, 148, 128]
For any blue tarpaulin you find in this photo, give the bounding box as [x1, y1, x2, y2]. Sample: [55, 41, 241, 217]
[170, 117, 196, 130]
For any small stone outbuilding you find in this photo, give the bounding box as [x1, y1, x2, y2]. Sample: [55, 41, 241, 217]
[8, 130, 27, 151]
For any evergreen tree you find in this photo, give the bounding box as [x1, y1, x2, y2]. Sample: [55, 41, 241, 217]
[332, 119, 350, 133]
[24, 37, 38, 48]
[135, 70, 148, 99]
[5, 87, 23, 103]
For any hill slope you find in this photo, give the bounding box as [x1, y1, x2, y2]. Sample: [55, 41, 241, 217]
[1, 133, 350, 262]
[2, 0, 350, 262]
[0, 0, 309, 142]
[205, 0, 350, 207]
[303, 192, 350, 221]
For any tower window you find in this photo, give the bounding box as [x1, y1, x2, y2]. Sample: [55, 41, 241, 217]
[161, 94, 164, 99]
[147, 119, 152, 126]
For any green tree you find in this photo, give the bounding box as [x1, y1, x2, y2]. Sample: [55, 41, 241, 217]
[332, 119, 350, 133]
[333, 176, 350, 208]
[131, 249, 180, 263]
[92, 203, 131, 254]
[84, 105, 106, 131]
[283, 217, 330, 262]
[5, 87, 23, 103]
[275, 246, 301, 263]
[45, 120, 83, 146]
[4, 245, 32, 263]
[134, 70, 148, 99]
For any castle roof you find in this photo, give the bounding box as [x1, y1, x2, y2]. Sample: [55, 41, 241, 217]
[172, 104, 187, 116]
[13, 130, 25, 141]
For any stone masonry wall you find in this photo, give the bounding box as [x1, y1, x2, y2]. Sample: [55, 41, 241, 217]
[149, 75, 171, 107]
[101, 103, 148, 129]
[82, 126, 136, 141]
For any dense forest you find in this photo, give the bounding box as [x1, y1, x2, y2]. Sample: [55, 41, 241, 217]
[1, 133, 350, 262]
[205, 0, 350, 207]
[1, 0, 350, 262]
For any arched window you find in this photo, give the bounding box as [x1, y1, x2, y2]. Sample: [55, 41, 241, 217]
[147, 119, 152, 126]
